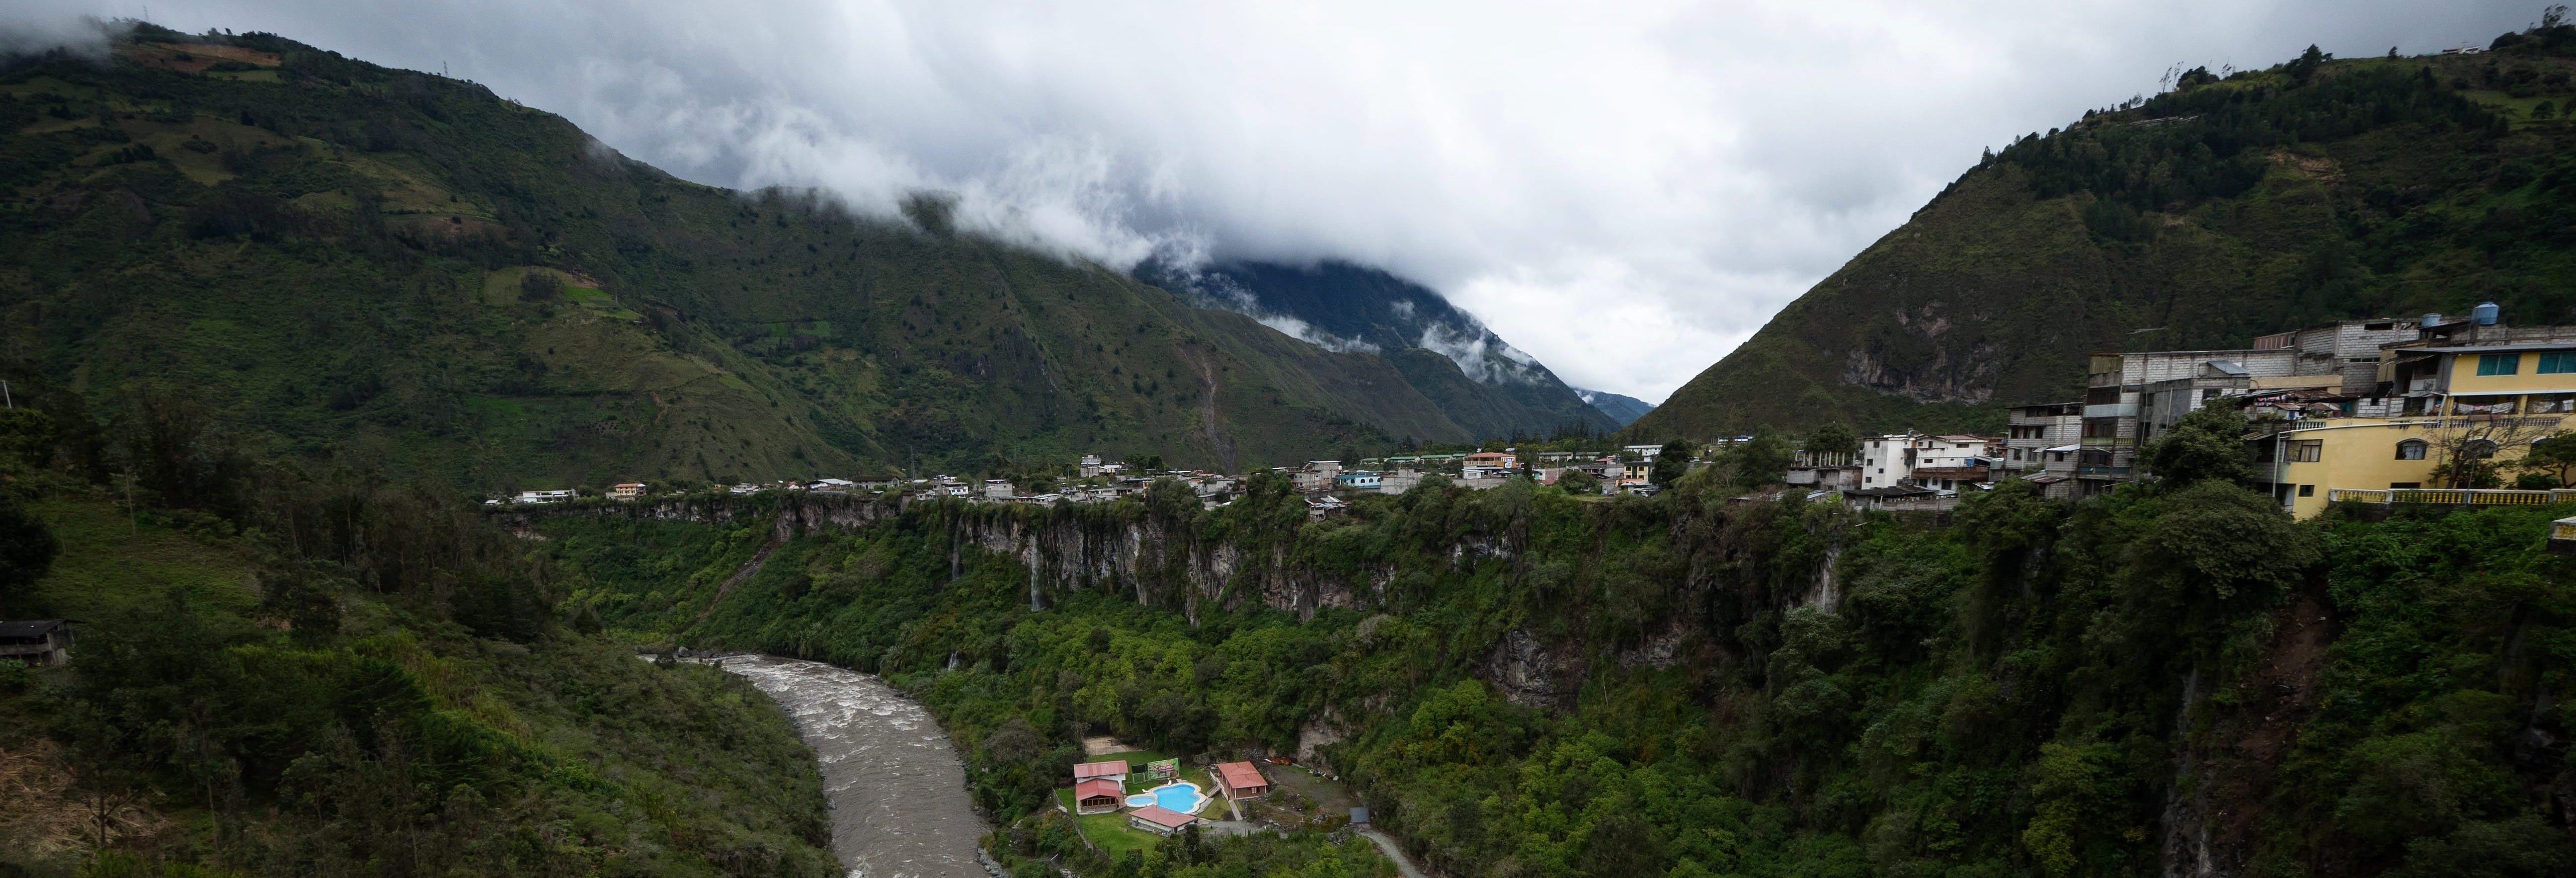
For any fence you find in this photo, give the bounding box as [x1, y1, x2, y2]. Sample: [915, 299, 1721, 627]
[2326, 488, 2576, 507]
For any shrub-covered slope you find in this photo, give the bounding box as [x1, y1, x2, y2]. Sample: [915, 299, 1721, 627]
[0, 410, 836, 878]
[0, 26, 1530, 494]
[1633, 38, 2576, 439]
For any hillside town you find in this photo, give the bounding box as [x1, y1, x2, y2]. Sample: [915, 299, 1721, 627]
[491, 446, 1692, 516]
[1796, 301, 2576, 519]
[491, 302, 2574, 525]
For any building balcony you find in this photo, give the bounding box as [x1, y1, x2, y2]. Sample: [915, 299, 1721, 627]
[2074, 465, 2132, 477]
[2083, 402, 2138, 418]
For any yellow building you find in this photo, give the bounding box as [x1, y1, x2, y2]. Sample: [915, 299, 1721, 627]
[2267, 416, 2544, 518]
[2386, 342, 2576, 415]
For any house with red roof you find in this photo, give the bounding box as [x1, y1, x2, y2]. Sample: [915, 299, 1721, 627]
[1074, 778, 1124, 815]
[1127, 804, 1203, 836]
[1211, 760, 1270, 799]
[1073, 760, 1128, 784]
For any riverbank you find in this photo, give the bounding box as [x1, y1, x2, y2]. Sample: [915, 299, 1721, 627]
[716, 655, 991, 878]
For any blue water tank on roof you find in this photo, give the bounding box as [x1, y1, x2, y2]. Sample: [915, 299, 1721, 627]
[2472, 302, 2500, 325]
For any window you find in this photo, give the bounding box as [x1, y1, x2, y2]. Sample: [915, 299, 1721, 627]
[2467, 439, 2498, 459]
[2396, 439, 2428, 460]
[2543, 352, 2576, 374]
[2289, 440, 2322, 463]
[2477, 353, 2521, 376]
[2299, 484, 2315, 497]
[2391, 482, 2421, 489]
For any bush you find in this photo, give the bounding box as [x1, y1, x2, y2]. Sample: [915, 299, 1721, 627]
[518, 271, 565, 301]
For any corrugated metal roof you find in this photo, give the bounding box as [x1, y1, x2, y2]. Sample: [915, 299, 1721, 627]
[1076, 779, 1123, 800]
[1074, 760, 1127, 780]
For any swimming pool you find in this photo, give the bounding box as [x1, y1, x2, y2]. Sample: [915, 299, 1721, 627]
[1122, 781, 1207, 813]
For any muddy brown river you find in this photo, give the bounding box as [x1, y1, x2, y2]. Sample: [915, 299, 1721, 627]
[715, 655, 990, 878]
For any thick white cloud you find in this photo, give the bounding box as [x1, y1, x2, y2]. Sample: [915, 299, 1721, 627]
[4, 0, 2536, 400]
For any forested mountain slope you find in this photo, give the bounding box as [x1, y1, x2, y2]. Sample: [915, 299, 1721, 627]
[0, 26, 1537, 496]
[1632, 37, 2576, 439]
[1142, 259, 1620, 438]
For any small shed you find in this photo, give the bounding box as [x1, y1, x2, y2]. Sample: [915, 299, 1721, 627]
[1127, 804, 1201, 836]
[1073, 760, 1129, 785]
[1074, 778, 1124, 815]
[0, 620, 71, 666]
[1211, 761, 1270, 799]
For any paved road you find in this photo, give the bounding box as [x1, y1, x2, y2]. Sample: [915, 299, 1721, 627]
[718, 655, 989, 878]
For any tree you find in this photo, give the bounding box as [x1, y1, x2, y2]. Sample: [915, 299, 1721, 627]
[2520, 432, 2576, 485]
[1555, 468, 1601, 494]
[1651, 440, 1695, 485]
[0, 492, 59, 616]
[1712, 434, 1793, 488]
[2430, 418, 2547, 489]
[2286, 44, 2330, 83]
[1804, 421, 1858, 456]
[2140, 400, 2256, 487]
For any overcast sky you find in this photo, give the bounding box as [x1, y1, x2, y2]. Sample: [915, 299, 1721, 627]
[4, 1, 2539, 400]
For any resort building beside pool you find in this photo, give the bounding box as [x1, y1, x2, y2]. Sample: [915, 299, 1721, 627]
[1212, 761, 1270, 799]
[1073, 760, 1128, 785]
[1127, 804, 1203, 836]
[1074, 778, 1123, 815]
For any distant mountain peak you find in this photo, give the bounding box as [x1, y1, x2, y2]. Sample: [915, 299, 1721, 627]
[1136, 258, 1618, 436]
[1573, 388, 1656, 427]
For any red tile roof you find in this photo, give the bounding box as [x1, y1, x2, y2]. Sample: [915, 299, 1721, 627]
[1213, 761, 1267, 791]
[1075, 778, 1123, 800]
[1074, 760, 1127, 780]
[1128, 804, 1198, 829]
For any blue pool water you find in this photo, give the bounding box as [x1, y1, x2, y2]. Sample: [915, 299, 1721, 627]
[1122, 782, 1205, 813]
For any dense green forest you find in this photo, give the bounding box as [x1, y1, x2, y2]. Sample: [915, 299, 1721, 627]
[530, 427, 2576, 878]
[1633, 26, 2576, 440]
[0, 24, 1589, 498]
[0, 397, 839, 877]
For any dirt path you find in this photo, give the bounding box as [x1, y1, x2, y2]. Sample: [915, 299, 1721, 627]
[1354, 826, 1430, 878]
[1264, 766, 1431, 878]
[692, 523, 785, 626]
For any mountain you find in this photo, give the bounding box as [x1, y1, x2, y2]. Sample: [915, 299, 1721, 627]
[1629, 41, 2576, 440]
[1138, 259, 1619, 438]
[1573, 387, 1654, 426]
[0, 26, 1574, 492]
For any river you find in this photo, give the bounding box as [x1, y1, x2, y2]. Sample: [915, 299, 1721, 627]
[714, 655, 991, 878]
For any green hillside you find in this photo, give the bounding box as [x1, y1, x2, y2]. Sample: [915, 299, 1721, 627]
[0, 26, 1519, 496]
[0, 420, 836, 877]
[1632, 36, 2576, 440]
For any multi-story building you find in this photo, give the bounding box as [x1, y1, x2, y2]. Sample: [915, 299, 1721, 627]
[1857, 433, 1922, 490]
[2004, 403, 2081, 474]
[2079, 318, 2423, 493]
[2259, 304, 2575, 515]
[1909, 435, 1996, 490]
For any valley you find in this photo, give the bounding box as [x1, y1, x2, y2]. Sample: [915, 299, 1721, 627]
[8, 16, 2576, 878]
